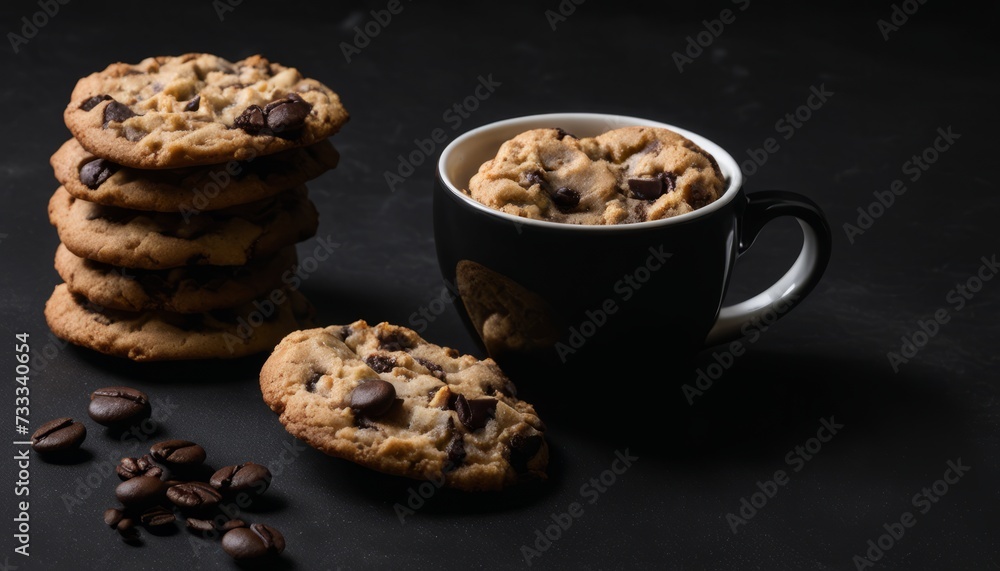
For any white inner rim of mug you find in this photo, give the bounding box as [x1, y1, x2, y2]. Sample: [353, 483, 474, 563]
[438, 113, 744, 231]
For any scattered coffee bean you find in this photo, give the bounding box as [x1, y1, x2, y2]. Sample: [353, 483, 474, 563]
[79, 159, 119, 190]
[116, 517, 140, 542]
[115, 476, 168, 508]
[186, 518, 215, 534]
[79, 94, 112, 111]
[234, 105, 266, 134]
[117, 454, 163, 481]
[89, 386, 151, 427]
[551, 187, 581, 211]
[139, 505, 176, 527]
[150, 439, 206, 466]
[30, 417, 86, 454]
[454, 395, 497, 431]
[219, 519, 248, 532]
[103, 101, 136, 126]
[264, 95, 311, 134]
[508, 433, 544, 474]
[222, 523, 286, 560]
[167, 481, 222, 510]
[104, 508, 124, 528]
[350, 379, 396, 417]
[210, 462, 272, 495]
[183, 95, 200, 112]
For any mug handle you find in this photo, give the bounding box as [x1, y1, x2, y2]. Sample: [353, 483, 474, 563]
[704, 191, 832, 346]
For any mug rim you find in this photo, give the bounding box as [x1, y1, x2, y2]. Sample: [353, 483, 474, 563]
[437, 112, 744, 232]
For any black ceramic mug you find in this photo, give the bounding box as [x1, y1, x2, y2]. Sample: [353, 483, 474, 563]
[434, 113, 831, 379]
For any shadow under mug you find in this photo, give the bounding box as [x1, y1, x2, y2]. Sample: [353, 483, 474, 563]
[433, 113, 831, 381]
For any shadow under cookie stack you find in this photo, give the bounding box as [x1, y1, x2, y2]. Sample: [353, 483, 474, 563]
[44, 53, 349, 361]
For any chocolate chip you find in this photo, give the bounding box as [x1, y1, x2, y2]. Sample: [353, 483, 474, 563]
[365, 354, 397, 373]
[234, 105, 266, 134]
[79, 94, 112, 111]
[551, 187, 580, 211]
[355, 415, 380, 430]
[305, 371, 322, 392]
[379, 331, 413, 352]
[210, 462, 272, 495]
[117, 454, 163, 481]
[454, 395, 497, 431]
[658, 172, 677, 193]
[184, 95, 200, 111]
[222, 523, 286, 560]
[508, 433, 544, 474]
[115, 476, 168, 508]
[445, 436, 466, 470]
[554, 127, 575, 140]
[414, 357, 445, 379]
[139, 505, 176, 527]
[79, 158, 119, 190]
[264, 95, 312, 134]
[102, 101, 136, 126]
[350, 379, 396, 417]
[167, 482, 222, 511]
[104, 508, 124, 528]
[628, 177, 665, 200]
[149, 439, 206, 466]
[89, 386, 151, 427]
[525, 171, 545, 188]
[340, 325, 353, 340]
[30, 417, 86, 454]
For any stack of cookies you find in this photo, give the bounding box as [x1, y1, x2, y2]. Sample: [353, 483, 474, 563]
[44, 54, 349, 361]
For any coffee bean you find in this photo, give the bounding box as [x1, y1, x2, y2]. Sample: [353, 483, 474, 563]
[117, 454, 163, 481]
[508, 433, 544, 474]
[210, 462, 272, 495]
[116, 517, 140, 542]
[139, 505, 176, 527]
[219, 519, 248, 531]
[103, 101, 136, 126]
[551, 187, 580, 211]
[350, 379, 396, 417]
[79, 158, 119, 189]
[454, 395, 497, 431]
[30, 417, 86, 453]
[150, 439, 206, 466]
[167, 482, 222, 510]
[234, 105, 266, 134]
[184, 95, 200, 112]
[104, 507, 124, 528]
[222, 523, 286, 560]
[264, 95, 311, 134]
[116, 476, 168, 508]
[185, 518, 215, 533]
[364, 354, 397, 374]
[79, 94, 112, 111]
[89, 386, 151, 427]
[628, 177, 665, 200]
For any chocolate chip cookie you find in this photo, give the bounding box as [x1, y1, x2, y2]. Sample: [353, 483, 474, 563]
[54, 244, 297, 314]
[259, 321, 548, 491]
[51, 137, 339, 212]
[45, 284, 315, 361]
[466, 126, 725, 224]
[64, 53, 349, 169]
[48, 186, 317, 269]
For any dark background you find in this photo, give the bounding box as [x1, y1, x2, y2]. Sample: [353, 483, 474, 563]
[1, 1, 997, 569]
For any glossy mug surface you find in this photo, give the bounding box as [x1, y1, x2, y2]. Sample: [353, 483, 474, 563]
[433, 113, 831, 378]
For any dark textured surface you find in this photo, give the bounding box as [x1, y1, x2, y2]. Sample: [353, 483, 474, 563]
[1, 1, 997, 569]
